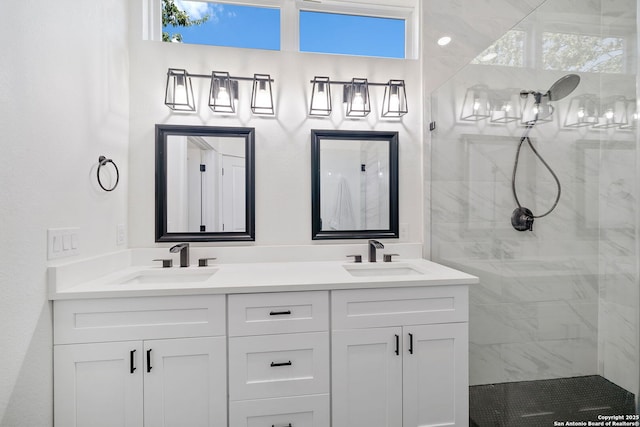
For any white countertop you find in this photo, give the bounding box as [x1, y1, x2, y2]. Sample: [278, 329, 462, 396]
[49, 251, 478, 300]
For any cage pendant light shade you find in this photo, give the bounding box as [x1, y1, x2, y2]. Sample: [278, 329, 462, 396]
[251, 74, 274, 115]
[593, 95, 628, 128]
[382, 80, 408, 117]
[309, 76, 332, 116]
[520, 92, 553, 125]
[165, 68, 195, 111]
[460, 84, 490, 121]
[564, 94, 599, 127]
[209, 71, 236, 113]
[489, 89, 521, 123]
[345, 78, 371, 117]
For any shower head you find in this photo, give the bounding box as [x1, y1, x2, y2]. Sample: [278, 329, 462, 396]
[545, 74, 580, 101]
[520, 74, 581, 102]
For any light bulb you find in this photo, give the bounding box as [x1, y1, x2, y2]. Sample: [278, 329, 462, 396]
[605, 109, 614, 120]
[473, 99, 480, 112]
[216, 86, 230, 106]
[352, 92, 365, 112]
[255, 81, 270, 108]
[313, 85, 328, 111]
[577, 108, 585, 118]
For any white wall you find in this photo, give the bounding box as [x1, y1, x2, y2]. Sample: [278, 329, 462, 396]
[128, 2, 423, 248]
[0, 1, 129, 425]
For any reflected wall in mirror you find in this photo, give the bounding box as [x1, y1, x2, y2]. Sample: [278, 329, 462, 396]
[311, 129, 399, 240]
[156, 124, 255, 242]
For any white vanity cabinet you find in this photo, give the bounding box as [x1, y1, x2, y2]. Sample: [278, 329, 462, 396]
[227, 291, 331, 427]
[53, 295, 227, 427]
[331, 286, 469, 427]
[51, 268, 473, 427]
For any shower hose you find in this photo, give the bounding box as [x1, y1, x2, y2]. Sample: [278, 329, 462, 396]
[511, 124, 562, 219]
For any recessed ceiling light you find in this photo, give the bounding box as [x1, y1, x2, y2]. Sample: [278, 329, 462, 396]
[437, 36, 452, 46]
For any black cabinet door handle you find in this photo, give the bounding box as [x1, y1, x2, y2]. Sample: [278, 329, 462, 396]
[394, 334, 400, 355]
[130, 349, 136, 374]
[269, 310, 292, 316]
[146, 349, 152, 372]
[408, 333, 414, 354]
[270, 361, 292, 367]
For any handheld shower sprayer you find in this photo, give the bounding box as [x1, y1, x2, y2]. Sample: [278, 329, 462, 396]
[511, 74, 580, 232]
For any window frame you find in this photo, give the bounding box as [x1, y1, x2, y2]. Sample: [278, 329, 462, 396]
[148, 0, 418, 59]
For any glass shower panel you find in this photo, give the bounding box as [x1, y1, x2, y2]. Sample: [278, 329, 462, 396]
[429, 0, 639, 423]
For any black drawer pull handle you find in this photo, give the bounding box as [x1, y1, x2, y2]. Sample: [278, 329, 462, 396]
[130, 349, 136, 374]
[272, 424, 292, 427]
[269, 310, 292, 316]
[408, 333, 414, 354]
[270, 361, 292, 367]
[394, 334, 400, 356]
[146, 349, 152, 372]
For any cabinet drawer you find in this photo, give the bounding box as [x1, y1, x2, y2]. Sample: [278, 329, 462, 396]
[54, 295, 225, 344]
[332, 285, 468, 330]
[229, 394, 329, 427]
[228, 291, 328, 336]
[229, 332, 329, 400]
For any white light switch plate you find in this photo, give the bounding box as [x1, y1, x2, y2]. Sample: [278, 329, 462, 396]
[399, 223, 409, 241]
[48, 228, 80, 260]
[116, 224, 126, 246]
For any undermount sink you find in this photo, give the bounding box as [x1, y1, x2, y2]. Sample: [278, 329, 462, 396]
[343, 263, 424, 277]
[111, 268, 218, 285]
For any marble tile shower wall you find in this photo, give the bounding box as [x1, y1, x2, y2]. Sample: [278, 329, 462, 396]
[429, 0, 639, 393]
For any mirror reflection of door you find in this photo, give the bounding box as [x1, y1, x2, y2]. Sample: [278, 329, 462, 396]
[166, 135, 245, 233]
[320, 139, 390, 231]
[221, 155, 245, 232]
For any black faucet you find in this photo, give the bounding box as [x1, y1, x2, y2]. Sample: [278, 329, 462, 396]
[368, 240, 384, 263]
[169, 243, 190, 267]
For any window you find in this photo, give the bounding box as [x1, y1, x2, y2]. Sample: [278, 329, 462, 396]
[299, 11, 406, 59]
[471, 30, 525, 67]
[162, 1, 280, 50]
[157, 0, 416, 58]
[542, 32, 624, 73]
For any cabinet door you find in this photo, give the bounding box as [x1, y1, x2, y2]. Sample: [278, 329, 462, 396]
[332, 327, 403, 427]
[143, 337, 227, 427]
[403, 323, 468, 427]
[54, 341, 144, 427]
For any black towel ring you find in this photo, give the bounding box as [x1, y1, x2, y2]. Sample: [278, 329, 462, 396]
[97, 155, 119, 192]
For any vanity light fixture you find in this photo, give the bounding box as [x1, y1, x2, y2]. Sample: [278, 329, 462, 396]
[381, 80, 408, 118]
[520, 90, 553, 125]
[251, 74, 275, 115]
[593, 95, 627, 129]
[345, 78, 371, 117]
[164, 68, 274, 115]
[165, 68, 196, 111]
[564, 94, 599, 127]
[308, 76, 408, 119]
[309, 76, 332, 116]
[209, 71, 237, 113]
[489, 89, 521, 123]
[460, 84, 491, 121]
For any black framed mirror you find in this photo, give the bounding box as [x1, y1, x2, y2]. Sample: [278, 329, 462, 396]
[155, 124, 255, 242]
[311, 129, 399, 240]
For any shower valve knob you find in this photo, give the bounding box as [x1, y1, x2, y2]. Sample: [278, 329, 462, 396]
[511, 207, 534, 232]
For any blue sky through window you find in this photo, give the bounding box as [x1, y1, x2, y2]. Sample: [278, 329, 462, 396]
[164, 2, 280, 50]
[163, 1, 406, 58]
[300, 11, 405, 58]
